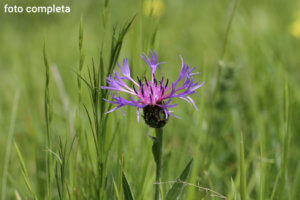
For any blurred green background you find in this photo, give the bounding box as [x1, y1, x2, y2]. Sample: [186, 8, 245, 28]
[1, 0, 300, 199]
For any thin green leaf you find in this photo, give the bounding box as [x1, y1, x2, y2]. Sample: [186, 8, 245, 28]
[291, 163, 300, 200]
[79, 17, 84, 51]
[165, 159, 193, 200]
[14, 142, 38, 200]
[270, 170, 281, 200]
[240, 133, 247, 200]
[113, 177, 120, 200]
[279, 79, 290, 200]
[1, 92, 19, 200]
[122, 172, 135, 200]
[73, 70, 92, 90]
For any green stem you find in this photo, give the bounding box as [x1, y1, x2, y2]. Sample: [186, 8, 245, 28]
[153, 128, 163, 200]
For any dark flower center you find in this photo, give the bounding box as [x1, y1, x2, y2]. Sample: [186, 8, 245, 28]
[143, 102, 169, 128]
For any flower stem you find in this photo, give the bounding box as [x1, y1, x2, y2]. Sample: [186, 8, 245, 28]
[153, 128, 163, 200]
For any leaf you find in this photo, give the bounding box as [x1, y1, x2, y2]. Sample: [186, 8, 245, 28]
[122, 172, 135, 200]
[14, 142, 38, 200]
[278, 79, 290, 200]
[165, 159, 193, 200]
[113, 177, 120, 200]
[240, 133, 247, 200]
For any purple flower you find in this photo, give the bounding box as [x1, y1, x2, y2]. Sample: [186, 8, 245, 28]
[101, 50, 204, 127]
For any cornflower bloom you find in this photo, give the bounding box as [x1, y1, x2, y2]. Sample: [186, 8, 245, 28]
[101, 51, 204, 128]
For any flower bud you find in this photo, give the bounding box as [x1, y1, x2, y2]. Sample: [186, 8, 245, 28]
[143, 105, 168, 128]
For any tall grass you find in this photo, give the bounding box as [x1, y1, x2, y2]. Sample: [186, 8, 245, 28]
[1, 92, 19, 200]
[43, 41, 53, 200]
[0, 0, 299, 199]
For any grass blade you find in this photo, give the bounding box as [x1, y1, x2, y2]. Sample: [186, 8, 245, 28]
[122, 172, 135, 200]
[1, 92, 20, 200]
[240, 133, 247, 200]
[270, 170, 280, 200]
[166, 159, 193, 200]
[14, 142, 38, 200]
[279, 79, 290, 200]
[44, 41, 53, 200]
[291, 163, 300, 200]
[113, 177, 120, 200]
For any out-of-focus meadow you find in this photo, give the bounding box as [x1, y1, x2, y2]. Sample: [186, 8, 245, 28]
[1, 0, 300, 199]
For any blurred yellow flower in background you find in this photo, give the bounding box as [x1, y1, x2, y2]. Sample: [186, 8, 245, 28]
[143, 0, 165, 17]
[289, 11, 300, 38]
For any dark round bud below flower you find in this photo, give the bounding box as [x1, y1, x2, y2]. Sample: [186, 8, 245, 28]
[143, 104, 169, 128]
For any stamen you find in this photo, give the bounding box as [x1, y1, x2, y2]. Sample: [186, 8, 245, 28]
[150, 86, 153, 95]
[153, 74, 158, 86]
[144, 75, 149, 86]
[160, 77, 164, 85]
[141, 83, 144, 97]
[149, 94, 152, 102]
[133, 85, 138, 94]
[137, 76, 142, 86]
[165, 78, 169, 88]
